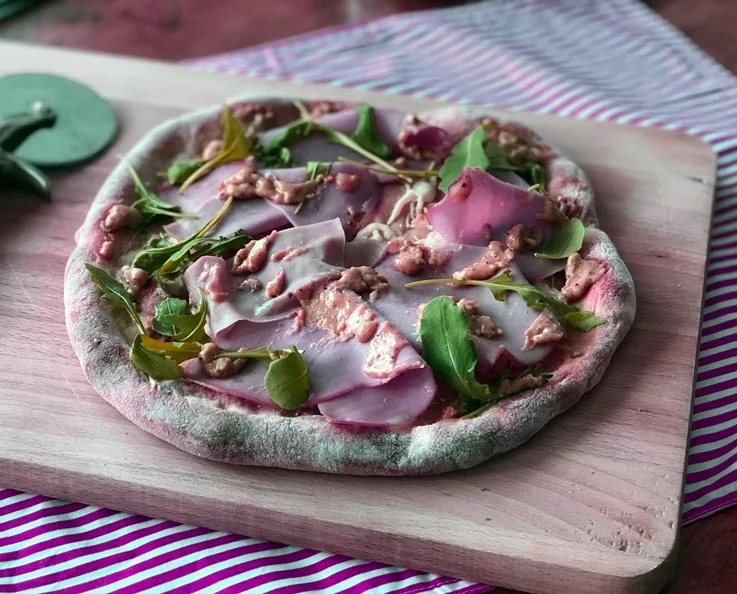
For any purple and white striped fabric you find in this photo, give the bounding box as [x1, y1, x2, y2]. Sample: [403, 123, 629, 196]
[4, 0, 737, 591]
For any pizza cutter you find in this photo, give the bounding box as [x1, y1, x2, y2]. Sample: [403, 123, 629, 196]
[0, 73, 118, 199]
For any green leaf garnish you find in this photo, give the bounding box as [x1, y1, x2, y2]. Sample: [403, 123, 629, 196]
[261, 120, 314, 168]
[561, 310, 606, 331]
[152, 297, 188, 336]
[214, 346, 295, 360]
[461, 367, 553, 419]
[132, 197, 233, 277]
[406, 270, 605, 331]
[131, 236, 178, 275]
[305, 161, 332, 181]
[438, 125, 546, 192]
[130, 334, 182, 380]
[336, 156, 439, 178]
[153, 291, 209, 343]
[167, 159, 206, 185]
[419, 296, 492, 403]
[484, 141, 516, 171]
[350, 106, 392, 159]
[158, 197, 234, 281]
[438, 126, 489, 193]
[126, 163, 195, 230]
[138, 334, 201, 364]
[179, 105, 253, 192]
[262, 146, 292, 168]
[535, 218, 585, 260]
[190, 230, 253, 259]
[85, 264, 145, 334]
[528, 163, 547, 188]
[264, 346, 310, 410]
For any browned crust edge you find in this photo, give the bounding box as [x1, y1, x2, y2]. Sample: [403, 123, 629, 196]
[63, 100, 635, 475]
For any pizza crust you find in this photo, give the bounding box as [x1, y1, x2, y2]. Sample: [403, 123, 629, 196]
[64, 99, 635, 475]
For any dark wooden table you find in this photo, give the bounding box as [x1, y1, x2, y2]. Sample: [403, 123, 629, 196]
[1, 1, 736, 592]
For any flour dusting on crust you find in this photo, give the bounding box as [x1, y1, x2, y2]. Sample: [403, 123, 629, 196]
[64, 100, 635, 475]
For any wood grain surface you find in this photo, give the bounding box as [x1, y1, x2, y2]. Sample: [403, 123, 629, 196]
[0, 41, 716, 594]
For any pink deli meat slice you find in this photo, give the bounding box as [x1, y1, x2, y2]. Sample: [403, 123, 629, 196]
[427, 167, 555, 245]
[165, 163, 380, 240]
[263, 163, 380, 237]
[372, 244, 553, 369]
[514, 252, 567, 283]
[183, 293, 435, 426]
[164, 193, 290, 240]
[426, 167, 564, 281]
[159, 162, 242, 212]
[162, 162, 290, 239]
[343, 238, 388, 268]
[183, 219, 346, 335]
[317, 365, 437, 427]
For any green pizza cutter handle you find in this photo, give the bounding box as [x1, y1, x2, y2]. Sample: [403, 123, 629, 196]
[0, 150, 52, 200]
[0, 101, 56, 200]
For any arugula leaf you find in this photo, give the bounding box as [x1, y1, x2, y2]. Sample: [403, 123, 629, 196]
[536, 218, 585, 260]
[461, 367, 553, 419]
[126, 163, 193, 229]
[139, 334, 201, 364]
[406, 270, 605, 331]
[167, 293, 208, 343]
[484, 141, 516, 171]
[262, 146, 292, 168]
[215, 346, 287, 359]
[160, 197, 234, 278]
[131, 236, 178, 274]
[132, 197, 233, 278]
[179, 105, 253, 192]
[152, 293, 208, 342]
[85, 264, 146, 334]
[130, 334, 182, 380]
[419, 296, 492, 403]
[152, 298, 189, 336]
[562, 310, 606, 331]
[438, 127, 489, 192]
[191, 230, 252, 259]
[528, 163, 547, 187]
[305, 161, 332, 181]
[262, 120, 314, 166]
[350, 106, 392, 159]
[337, 156, 438, 178]
[264, 346, 310, 410]
[167, 159, 206, 185]
[156, 236, 209, 279]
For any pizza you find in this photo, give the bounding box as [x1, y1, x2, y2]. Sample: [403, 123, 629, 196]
[64, 98, 635, 475]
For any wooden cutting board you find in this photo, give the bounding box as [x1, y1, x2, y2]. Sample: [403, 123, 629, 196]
[0, 41, 716, 594]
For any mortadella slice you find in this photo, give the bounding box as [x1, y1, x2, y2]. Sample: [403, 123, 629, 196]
[184, 219, 346, 335]
[165, 193, 290, 240]
[264, 163, 380, 237]
[427, 167, 557, 246]
[159, 162, 243, 212]
[317, 366, 437, 427]
[371, 244, 553, 368]
[163, 161, 290, 239]
[184, 289, 435, 426]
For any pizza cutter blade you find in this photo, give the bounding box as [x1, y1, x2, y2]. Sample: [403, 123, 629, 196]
[0, 72, 118, 199]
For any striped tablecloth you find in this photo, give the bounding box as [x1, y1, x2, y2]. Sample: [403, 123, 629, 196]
[4, 0, 737, 591]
